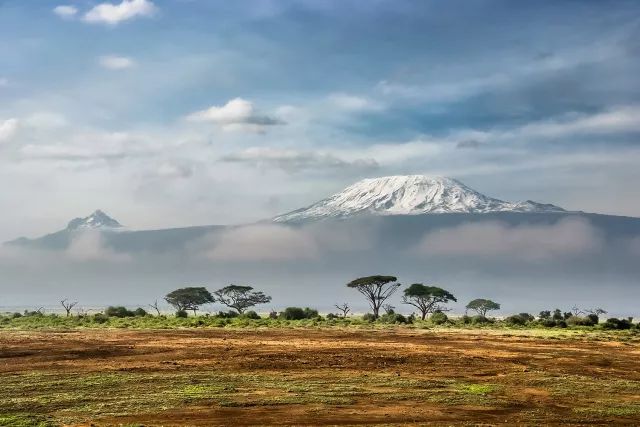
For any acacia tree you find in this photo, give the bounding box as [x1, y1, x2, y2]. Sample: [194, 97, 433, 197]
[402, 284, 457, 320]
[164, 287, 214, 316]
[346, 275, 401, 319]
[213, 285, 271, 314]
[148, 300, 161, 316]
[60, 299, 78, 317]
[466, 298, 500, 318]
[334, 303, 351, 318]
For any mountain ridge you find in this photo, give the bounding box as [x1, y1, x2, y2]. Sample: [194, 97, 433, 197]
[273, 175, 566, 223]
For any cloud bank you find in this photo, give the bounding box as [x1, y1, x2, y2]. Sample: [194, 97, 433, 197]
[416, 217, 603, 261]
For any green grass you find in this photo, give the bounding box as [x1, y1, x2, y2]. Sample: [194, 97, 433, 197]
[1, 313, 639, 340]
[0, 370, 510, 424]
[0, 414, 56, 427]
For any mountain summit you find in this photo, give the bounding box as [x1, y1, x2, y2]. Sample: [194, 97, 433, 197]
[273, 175, 565, 222]
[66, 210, 122, 231]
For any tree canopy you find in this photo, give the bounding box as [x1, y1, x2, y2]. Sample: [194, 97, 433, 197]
[346, 275, 400, 319]
[164, 287, 214, 315]
[213, 285, 271, 314]
[402, 284, 457, 320]
[466, 298, 500, 317]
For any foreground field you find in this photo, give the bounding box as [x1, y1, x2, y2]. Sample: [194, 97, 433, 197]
[1, 328, 640, 426]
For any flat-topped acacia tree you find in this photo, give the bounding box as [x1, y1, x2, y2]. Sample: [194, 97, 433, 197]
[346, 275, 401, 319]
[213, 285, 272, 314]
[402, 284, 457, 320]
[466, 298, 501, 318]
[165, 287, 214, 316]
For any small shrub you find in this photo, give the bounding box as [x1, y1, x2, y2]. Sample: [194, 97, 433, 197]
[603, 318, 633, 330]
[326, 313, 338, 320]
[133, 307, 148, 317]
[93, 313, 109, 324]
[217, 311, 239, 318]
[518, 313, 535, 322]
[105, 306, 135, 318]
[586, 313, 600, 325]
[540, 319, 557, 327]
[241, 310, 260, 320]
[566, 316, 595, 327]
[461, 315, 471, 324]
[268, 311, 278, 319]
[379, 312, 407, 324]
[505, 314, 528, 326]
[430, 311, 448, 325]
[362, 313, 377, 322]
[556, 320, 568, 328]
[303, 307, 319, 319]
[471, 315, 493, 325]
[11, 312, 22, 319]
[281, 307, 306, 320]
[175, 310, 188, 318]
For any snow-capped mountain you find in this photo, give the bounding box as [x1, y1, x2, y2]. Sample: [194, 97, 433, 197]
[65, 210, 122, 231]
[273, 175, 565, 222]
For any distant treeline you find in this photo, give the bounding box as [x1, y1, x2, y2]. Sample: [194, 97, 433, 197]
[1, 275, 637, 330]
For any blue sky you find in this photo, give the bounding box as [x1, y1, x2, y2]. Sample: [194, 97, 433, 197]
[1, 0, 640, 239]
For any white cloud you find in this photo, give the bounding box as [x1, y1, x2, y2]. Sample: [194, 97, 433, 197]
[186, 98, 283, 132]
[327, 93, 382, 111]
[416, 217, 603, 261]
[221, 147, 378, 173]
[23, 112, 68, 129]
[83, 0, 156, 25]
[98, 55, 135, 70]
[0, 78, 8, 87]
[53, 5, 78, 18]
[66, 231, 130, 262]
[0, 118, 19, 143]
[204, 225, 318, 261]
[514, 106, 640, 138]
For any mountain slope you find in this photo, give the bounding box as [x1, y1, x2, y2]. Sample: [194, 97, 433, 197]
[274, 175, 565, 223]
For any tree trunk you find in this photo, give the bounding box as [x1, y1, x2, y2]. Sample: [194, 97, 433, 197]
[421, 311, 426, 321]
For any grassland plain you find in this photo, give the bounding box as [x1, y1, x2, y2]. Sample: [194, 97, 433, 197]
[1, 324, 640, 426]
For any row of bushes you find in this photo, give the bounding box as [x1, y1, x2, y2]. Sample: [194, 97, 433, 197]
[2, 308, 638, 331]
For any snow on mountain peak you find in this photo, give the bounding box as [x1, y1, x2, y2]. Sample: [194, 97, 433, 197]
[273, 175, 565, 222]
[66, 209, 122, 230]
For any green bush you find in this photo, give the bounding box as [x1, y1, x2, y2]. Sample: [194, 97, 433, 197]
[281, 307, 306, 320]
[133, 307, 148, 317]
[504, 313, 534, 326]
[280, 307, 319, 320]
[430, 311, 448, 325]
[93, 313, 109, 324]
[603, 318, 633, 330]
[586, 313, 600, 325]
[379, 312, 408, 324]
[326, 313, 338, 320]
[471, 315, 493, 325]
[303, 307, 319, 319]
[540, 319, 557, 327]
[105, 306, 135, 317]
[175, 310, 188, 318]
[566, 316, 596, 327]
[216, 311, 239, 318]
[362, 313, 377, 322]
[241, 310, 260, 320]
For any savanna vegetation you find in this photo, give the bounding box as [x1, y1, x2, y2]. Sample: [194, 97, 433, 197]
[1, 275, 636, 332]
[2, 275, 639, 426]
